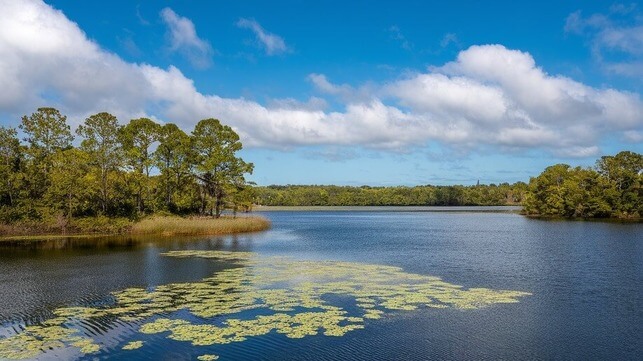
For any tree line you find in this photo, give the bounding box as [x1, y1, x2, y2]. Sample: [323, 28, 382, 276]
[522, 151, 642, 219]
[1, 108, 638, 223]
[254, 150, 642, 220]
[0, 107, 254, 227]
[254, 183, 527, 206]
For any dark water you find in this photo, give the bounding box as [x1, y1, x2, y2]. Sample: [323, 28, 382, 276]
[0, 209, 641, 360]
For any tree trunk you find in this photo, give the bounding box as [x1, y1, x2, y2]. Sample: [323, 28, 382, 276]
[166, 158, 171, 208]
[67, 191, 73, 227]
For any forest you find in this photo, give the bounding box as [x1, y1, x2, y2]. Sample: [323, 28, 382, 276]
[254, 183, 527, 207]
[522, 151, 642, 219]
[0, 108, 254, 232]
[256, 151, 642, 219]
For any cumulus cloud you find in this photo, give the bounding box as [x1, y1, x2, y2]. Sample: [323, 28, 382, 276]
[388, 44, 642, 154]
[160, 7, 213, 69]
[236, 18, 289, 55]
[307, 74, 354, 98]
[0, 0, 641, 158]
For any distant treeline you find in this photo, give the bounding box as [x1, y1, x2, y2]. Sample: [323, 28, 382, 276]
[255, 183, 527, 206]
[0, 108, 253, 230]
[523, 151, 642, 219]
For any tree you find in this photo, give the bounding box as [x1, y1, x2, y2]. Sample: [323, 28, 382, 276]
[0, 126, 23, 209]
[521, 164, 571, 216]
[20, 107, 73, 166]
[228, 182, 256, 216]
[523, 152, 642, 219]
[45, 148, 93, 224]
[76, 112, 122, 214]
[596, 151, 643, 217]
[155, 123, 194, 211]
[119, 118, 161, 213]
[19, 108, 73, 200]
[191, 118, 253, 218]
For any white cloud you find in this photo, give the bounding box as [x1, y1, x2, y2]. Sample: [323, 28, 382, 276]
[307, 74, 354, 97]
[623, 130, 643, 142]
[0, 1, 641, 159]
[565, 7, 643, 77]
[307, 74, 378, 104]
[387, 44, 643, 155]
[440, 33, 459, 48]
[160, 7, 213, 69]
[388, 26, 412, 50]
[236, 18, 289, 55]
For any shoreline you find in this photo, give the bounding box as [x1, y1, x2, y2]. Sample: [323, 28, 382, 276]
[0, 215, 271, 242]
[253, 205, 523, 212]
[521, 214, 643, 223]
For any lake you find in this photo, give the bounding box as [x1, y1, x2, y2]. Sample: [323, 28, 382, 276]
[0, 208, 641, 360]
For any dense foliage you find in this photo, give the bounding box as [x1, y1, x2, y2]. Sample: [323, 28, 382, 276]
[522, 151, 642, 219]
[0, 108, 254, 228]
[255, 183, 527, 206]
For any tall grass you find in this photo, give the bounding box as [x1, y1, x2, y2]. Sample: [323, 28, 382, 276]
[0, 216, 133, 237]
[130, 216, 271, 236]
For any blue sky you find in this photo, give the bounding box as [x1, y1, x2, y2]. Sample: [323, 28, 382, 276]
[0, 0, 642, 185]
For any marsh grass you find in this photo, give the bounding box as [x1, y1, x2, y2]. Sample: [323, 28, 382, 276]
[130, 216, 271, 236]
[0, 216, 132, 239]
[0, 215, 270, 241]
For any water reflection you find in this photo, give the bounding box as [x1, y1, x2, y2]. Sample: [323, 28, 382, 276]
[0, 235, 255, 326]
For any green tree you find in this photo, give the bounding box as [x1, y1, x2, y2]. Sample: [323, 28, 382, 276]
[192, 118, 253, 218]
[76, 112, 122, 214]
[228, 182, 256, 216]
[596, 151, 643, 217]
[155, 123, 194, 211]
[119, 118, 161, 213]
[523, 151, 642, 219]
[0, 126, 23, 209]
[19, 107, 74, 203]
[20, 107, 73, 168]
[523, 164, 572, 216]
[45, 148, 93, 223]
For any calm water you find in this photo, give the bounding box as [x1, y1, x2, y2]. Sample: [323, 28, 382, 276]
[0, 209, 641, 360]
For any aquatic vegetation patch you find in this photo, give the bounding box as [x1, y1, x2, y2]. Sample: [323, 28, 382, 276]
[198, 355, 220, 361]
[0, 250, 531, 359]
[122, 340, 144, 350]
[0, 325, 99, 359]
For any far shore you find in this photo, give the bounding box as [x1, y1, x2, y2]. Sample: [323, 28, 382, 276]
[253, 205, 523, 212]
[0, 215, 271, 242]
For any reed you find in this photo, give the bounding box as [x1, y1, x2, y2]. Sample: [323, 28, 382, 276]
[0, 215, 270, 241]
[130, 216, 271, 236]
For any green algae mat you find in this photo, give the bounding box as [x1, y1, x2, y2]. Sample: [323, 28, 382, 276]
[0, 250, 531, 359]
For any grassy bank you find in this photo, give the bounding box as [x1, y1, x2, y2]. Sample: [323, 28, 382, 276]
[130, 216, 271, 236]
[0, 215, 271, 241]
[254, 205, 522, 212]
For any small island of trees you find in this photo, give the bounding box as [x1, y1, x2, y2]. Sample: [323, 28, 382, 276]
[522, 151, 642, 219]
[0, 107, 263, 237]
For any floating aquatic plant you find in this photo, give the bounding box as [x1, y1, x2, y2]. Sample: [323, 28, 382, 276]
[0, 324, 101, 359]
[197, 355, 219, 361]
[0, 250, 531, 359]
[122, 341, 144, 350]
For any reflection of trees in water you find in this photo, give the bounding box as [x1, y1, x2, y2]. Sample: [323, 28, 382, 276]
[0, 234, 254, 251]
[0, 236, 253, 330]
